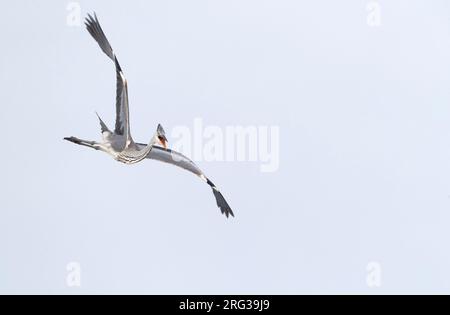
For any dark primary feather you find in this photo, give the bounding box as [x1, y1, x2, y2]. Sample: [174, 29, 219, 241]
[85, 13, 115, 61]
[206, 178, 234, 218]
[85, 13, 130, 139]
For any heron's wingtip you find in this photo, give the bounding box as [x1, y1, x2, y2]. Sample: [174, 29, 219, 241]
[212, 187, 235, 219]
[203, 176, 234, 218]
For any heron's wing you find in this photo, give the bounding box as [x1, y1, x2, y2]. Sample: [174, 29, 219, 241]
[85, 13, 132, 146]
[136, 144, 234, 218]
[145, 146, 203, 176]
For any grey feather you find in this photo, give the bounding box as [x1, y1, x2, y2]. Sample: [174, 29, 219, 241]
[137, 144, 234, 217]
[85, 13, 131, 141]
[85, 13, 115, 63]
[140, 145, 203, 176]
[95, 112, 110, 133]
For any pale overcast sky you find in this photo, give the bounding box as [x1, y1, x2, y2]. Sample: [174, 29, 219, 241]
[0, 0, 450, 294]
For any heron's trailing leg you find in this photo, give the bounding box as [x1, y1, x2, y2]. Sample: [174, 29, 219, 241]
[64, 136, 101, 150]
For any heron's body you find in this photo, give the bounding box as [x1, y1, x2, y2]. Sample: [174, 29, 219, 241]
[64, 13, 234, 217]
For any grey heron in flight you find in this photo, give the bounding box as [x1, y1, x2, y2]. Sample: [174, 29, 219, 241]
[64, 13, 234, 218]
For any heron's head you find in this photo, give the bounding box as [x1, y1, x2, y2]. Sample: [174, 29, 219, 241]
[155, 123, 168, 149]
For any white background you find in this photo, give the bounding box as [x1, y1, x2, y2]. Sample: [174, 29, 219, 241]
[0, 0, 449, 293]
